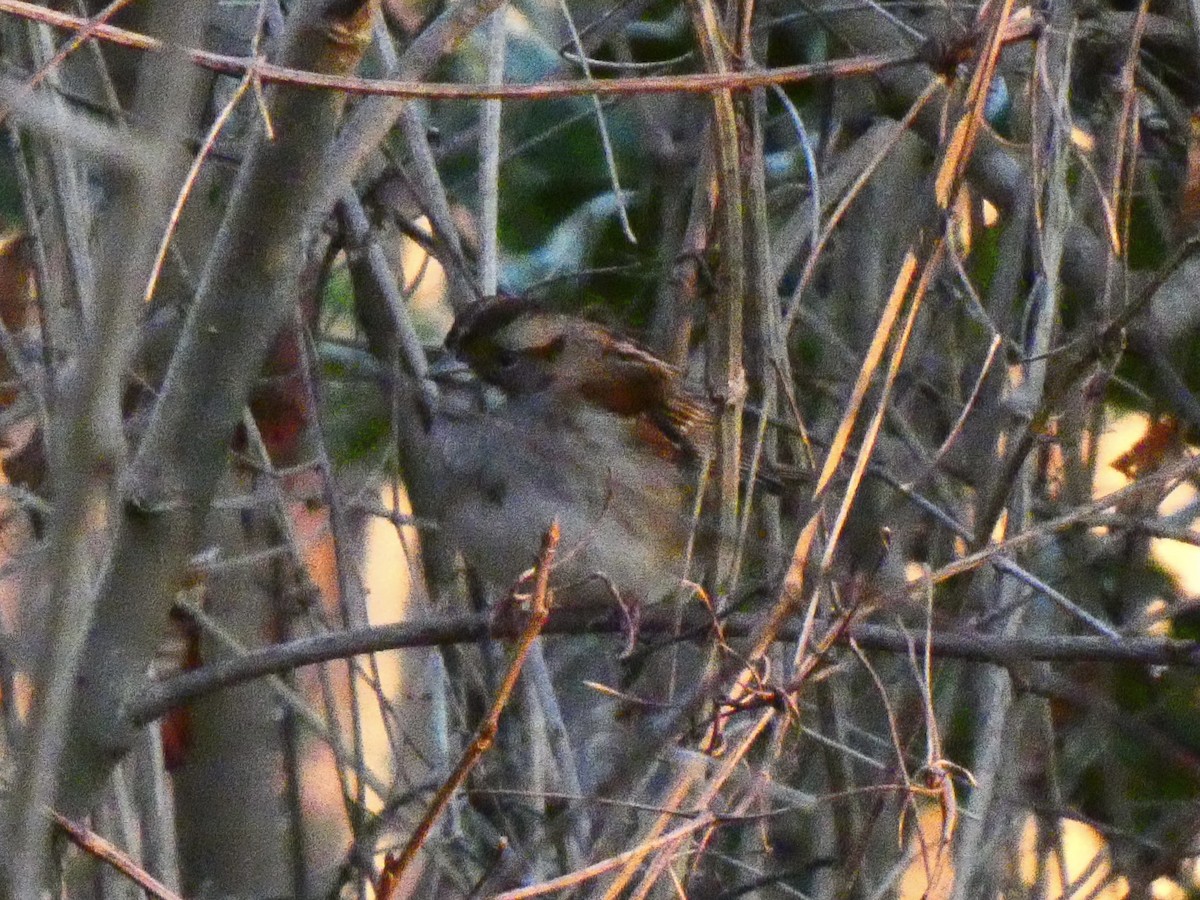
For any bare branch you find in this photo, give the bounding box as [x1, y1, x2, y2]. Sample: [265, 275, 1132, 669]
[50, 811, 185, 900]
[131, 607, 1200, 725]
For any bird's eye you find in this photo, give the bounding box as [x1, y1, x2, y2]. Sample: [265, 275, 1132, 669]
[496, 349, 519, 369]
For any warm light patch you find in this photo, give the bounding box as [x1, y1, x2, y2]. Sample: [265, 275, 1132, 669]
[401, 215, 451, 335]
[1152, 876, 1187, 899]
[1071, 126, 1096, 153]
[899, 801, 955, 900]
[1097, 413, 1200, 594]
[1143, 598, 1172, 637]
[905, 561, 930, 584]
[357, 486, 418, 803]
[11, 671, 31, 719]
[1095, 413, 1148, 496]
[1019, 816, 1126, 898]
[991, 508, 1009, 543]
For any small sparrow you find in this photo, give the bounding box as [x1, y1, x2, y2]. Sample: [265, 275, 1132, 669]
[427, 296, 716, 606]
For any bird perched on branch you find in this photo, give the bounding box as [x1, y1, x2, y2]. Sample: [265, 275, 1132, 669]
[428, 296, 717, 608]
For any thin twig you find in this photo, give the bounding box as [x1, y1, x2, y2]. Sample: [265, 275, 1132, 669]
[0, 1, 922, 98]
[51, 810, 185, 900]
[0, 0, 137, 128]
[923, 454, 1200, 585]
[478, 4, 505, 296]
[492, 815, 717, 900]
[376, 521, 559, 897]
[142, 67, 255, 305]
[558, 0, 636, 243]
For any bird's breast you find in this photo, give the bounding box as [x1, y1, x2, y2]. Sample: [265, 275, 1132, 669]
[432, 400, 698, 603]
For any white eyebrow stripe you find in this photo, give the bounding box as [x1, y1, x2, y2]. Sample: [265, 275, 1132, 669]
[604, 341, 678, 376]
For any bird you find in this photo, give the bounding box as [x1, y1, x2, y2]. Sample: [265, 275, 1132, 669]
[426, 295, 717, 609]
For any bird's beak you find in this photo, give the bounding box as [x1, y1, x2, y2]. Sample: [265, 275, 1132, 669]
[427, 352, 473, 384]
